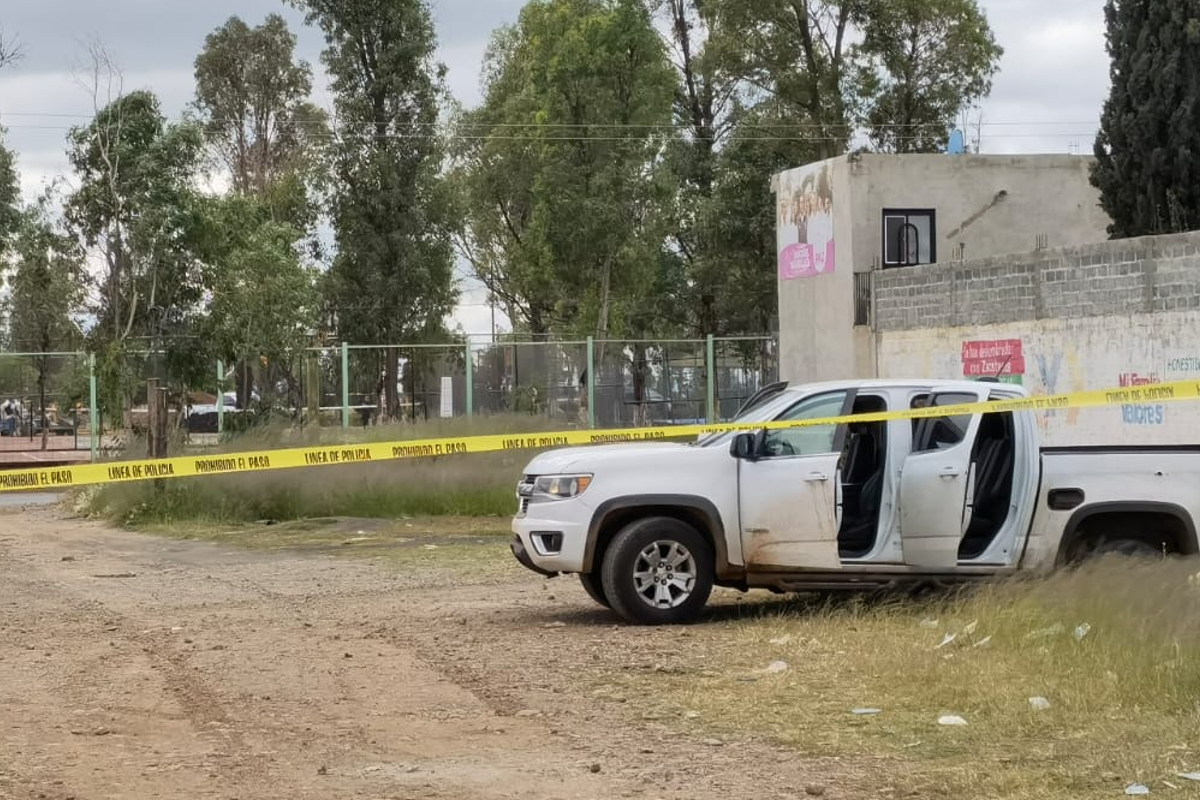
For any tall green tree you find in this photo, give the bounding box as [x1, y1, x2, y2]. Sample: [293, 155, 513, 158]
[192, 13, 328, 226]
[653, 0, 733, 202]
[638, 1, 813, 343]
[1091, 0, 1200, 237]
[0, 130, 19, 262]
[710, 0, 865, 160]
[456, 0, 676, 423]
[65, 90, 205, 345]
[701, 103, 817, 334]
[0, 30, 18, 254]
[858, 0, 1002, 152]
[710, 0, 1001, 157]
[65, 87, 206, 420]
[193, 194, 319, 413]
[451, 26, 546, 335]
[650, 0, 733, 337]
[192, 14, 327, 406]
[457, 0, 675, 344]
[650, 0, 999, 344]
[291, 0, 457, 421]
[4, 196, 86, 449]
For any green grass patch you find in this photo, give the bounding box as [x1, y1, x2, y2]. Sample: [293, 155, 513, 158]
[83, 413, 562, 526]
[607, 558, 1200, 799]
[203, 411, 569, 451]
[90, 472, 518, 527]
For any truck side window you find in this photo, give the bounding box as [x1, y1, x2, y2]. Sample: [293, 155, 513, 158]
[763, 391, 848, 458]
[911, 392, 977, 453]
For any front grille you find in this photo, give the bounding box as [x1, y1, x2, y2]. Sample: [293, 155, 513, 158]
[516, 475, 536, 516]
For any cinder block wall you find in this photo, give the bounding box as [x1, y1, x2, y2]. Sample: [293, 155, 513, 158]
[871, 231, 1200, 446]
[873, 232, 1200, 332]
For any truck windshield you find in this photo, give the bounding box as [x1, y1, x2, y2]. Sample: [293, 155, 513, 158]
[693, 390, 798, 448]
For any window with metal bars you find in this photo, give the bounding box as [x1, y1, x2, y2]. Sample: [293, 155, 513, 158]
[882, 209, 936, 267]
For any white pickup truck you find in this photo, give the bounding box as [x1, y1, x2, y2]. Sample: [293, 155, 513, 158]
[509, 378, 1200, 625]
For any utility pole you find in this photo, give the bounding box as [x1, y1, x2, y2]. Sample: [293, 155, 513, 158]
[490, 292, 497, 345]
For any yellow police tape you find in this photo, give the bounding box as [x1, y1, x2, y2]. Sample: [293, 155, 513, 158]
[2, 378, 1197, 493]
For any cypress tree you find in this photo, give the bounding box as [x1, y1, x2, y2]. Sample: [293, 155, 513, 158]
[1091, 0, 1200, 238]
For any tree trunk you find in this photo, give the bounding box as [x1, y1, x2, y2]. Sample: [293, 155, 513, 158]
[595, 253, 613, 364]
[157, 387, 169, 458]
[385, 346, 401, 423]
[109, 229, 123, 343]
[631, 348, 649, 428]
[236, 359, 252, 410]
[146, 378, 160, 459]
[38, 372, 48, 452]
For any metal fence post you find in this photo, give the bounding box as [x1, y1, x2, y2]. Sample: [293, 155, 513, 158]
[216, 359, 224, 436]
[88, 353, 98, 461]
[464, 342, 474, 417]
[340, 342, 350, 429]
[706, 334, 716, 424]
[586, 336, 596, 429]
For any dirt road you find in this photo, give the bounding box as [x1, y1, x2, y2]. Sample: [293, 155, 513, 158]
[0, 502, 880, 800]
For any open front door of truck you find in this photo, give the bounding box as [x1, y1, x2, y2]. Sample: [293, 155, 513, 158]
[899, 390, 987, 569]
[737, 389, 853, 571]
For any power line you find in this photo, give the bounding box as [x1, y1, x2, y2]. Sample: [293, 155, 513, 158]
[0, 122, 1100, 143]
[326, 295, 689, 312]
[0, 110, 1101, 130]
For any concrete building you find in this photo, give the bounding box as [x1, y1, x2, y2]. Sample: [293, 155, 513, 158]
[773, 152, 1200, 448]
[773, 153, 1111, 384]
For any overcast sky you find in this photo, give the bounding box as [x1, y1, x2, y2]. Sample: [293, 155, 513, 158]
[0, 0, 1109, 337]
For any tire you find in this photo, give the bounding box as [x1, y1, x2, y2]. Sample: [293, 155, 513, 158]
[578, 572, 611, 608]
[600, 516, 714, 626]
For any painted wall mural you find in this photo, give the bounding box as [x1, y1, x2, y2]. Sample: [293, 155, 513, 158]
[1117, 371, 1166, 426]
[876, 307, 1200, 445]
[776, 161, 835, 280]
[1033, 350, 1083, 428]
[1165, 354, 1200, 382]
[961, 339, 1024, 385]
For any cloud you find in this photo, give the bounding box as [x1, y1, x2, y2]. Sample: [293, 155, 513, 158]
[2, 67, 207, 203]
[975, 0, 1108, 154]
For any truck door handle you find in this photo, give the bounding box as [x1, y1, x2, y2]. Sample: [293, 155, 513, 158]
[805, 471, 829, 482]
[938, 467, 962, 478]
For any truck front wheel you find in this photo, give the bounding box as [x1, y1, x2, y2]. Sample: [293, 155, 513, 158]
[600, 516, 714, 626]
[578, 572, 611, 608]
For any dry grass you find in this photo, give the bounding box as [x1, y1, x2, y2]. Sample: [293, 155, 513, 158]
[606, 558, 1200, 799]
[86, 413, 563, 525]
[197, 411, 569, 451]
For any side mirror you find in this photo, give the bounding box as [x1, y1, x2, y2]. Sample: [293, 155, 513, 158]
[730, 432, 759, 461]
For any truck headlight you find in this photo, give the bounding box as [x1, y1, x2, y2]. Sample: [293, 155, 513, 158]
[532, 473, 592, 501]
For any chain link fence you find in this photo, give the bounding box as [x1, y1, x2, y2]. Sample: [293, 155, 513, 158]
[0, 351, 93, 456]
[0, 336, 779, 461]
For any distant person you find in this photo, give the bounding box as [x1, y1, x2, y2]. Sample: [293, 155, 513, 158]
[1, 399, 16, 436]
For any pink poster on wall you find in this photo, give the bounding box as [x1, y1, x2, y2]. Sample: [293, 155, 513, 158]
[779, 240, 837, 280]
[961, 339, 1025, 377]
[776, 161, 836, 280]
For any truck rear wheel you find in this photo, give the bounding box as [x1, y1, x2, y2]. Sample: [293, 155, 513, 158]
[600, 516, 713, 626]
[578, 572, 610, 608]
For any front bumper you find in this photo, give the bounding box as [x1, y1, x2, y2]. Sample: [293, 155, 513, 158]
[510, 535, 557, 577]
[510, 505, 591, 575]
